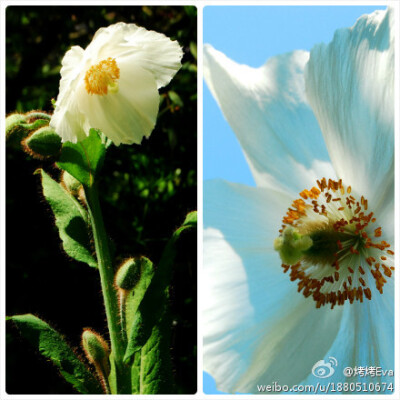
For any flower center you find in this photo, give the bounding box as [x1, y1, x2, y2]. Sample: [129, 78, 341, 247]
[274, 178, 394, 309]
[84, 57, 120, 95]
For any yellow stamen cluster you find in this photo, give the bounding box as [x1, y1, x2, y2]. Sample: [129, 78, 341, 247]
[277, 178, 394, 309]
[84, 57, 120, 95]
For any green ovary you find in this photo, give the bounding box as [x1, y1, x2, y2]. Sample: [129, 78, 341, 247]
[274, 226, 363, 266]
[274, 226, 313, 265]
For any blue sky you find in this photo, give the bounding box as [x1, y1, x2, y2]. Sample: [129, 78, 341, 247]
[203, 5, 386, 394]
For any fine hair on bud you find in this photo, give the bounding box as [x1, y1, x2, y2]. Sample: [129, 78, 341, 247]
[81, 328, 110, 366]
[81, 329, 110, 393]
[77, 186, 87, 207]
[61, 170, 82, 195]
[21, 126, 62, 160]
[115, 257, 141, 291]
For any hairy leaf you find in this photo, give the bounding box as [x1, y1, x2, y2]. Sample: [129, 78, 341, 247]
[124, 211, 197, 364]
[57, 129, 105, 187]
[39, 169, 97, 268]
[140, 313, 173, 394]
[124, 257, 155, 339]
[7, 314, 103, 394]
[130, 353, 141, 394]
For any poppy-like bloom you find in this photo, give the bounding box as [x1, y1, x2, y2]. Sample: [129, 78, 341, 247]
[50, 23, 183, 145]
[204, 8, 394, 394]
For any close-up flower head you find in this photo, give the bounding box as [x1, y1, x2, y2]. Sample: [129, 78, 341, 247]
[50, 22, 183, 145]
[203, 6, 394, 394]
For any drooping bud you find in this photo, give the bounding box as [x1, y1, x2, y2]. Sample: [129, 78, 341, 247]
[82, 329, 110, 365]
[61, 171, 82, 195]
[115, 258, 141, 291]
[6, 111, 51, 150]
[6, 113, 26, 139]
[6, 113, 29, 148]
[115, 257, 148, 342]
[22, 126, 62, 159]
[81, 329, 110, 393]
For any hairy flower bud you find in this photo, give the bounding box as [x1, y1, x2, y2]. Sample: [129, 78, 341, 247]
[81, 329, 110, 393]
[6, 111, 52, 150]
[6, 113, 29, 148]
[6, 113, 26, 139]
[23, 126, 62, 159]
[115, 258, 141, 291]
[61, 171, 82, 195]
[82, 329, 110, 366]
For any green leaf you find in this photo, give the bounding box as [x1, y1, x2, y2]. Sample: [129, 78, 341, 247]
[39, 169, 97, 268]
[123, 273, 165, 364]
[8, 314, 103, 394]
[125, 257, 155, 338]
[175, 210, 197, 234]
[57, 129, 106, 187]
[118, 257, 154, 391]
[140, 313, 173, 394]
[124, 212, 197, 364]
[130, 352, 141, 394]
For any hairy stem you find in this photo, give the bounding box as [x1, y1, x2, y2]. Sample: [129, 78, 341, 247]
[85, 185, 130, 392]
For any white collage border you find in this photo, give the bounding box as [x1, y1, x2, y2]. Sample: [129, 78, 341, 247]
[0, 1, 398, 399]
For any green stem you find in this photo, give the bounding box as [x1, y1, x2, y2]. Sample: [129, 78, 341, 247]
[85, 185, 130, 393]
[85, 185, 124, 359]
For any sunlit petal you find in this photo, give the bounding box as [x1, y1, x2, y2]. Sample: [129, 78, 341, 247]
[305, 8, 394, 214]
[204, 180, 343, 393]
[76, 62, 159, 146]
[50, 22, 182, 144]
[86, 22, 183, 88]
[204, 45, 335, 195]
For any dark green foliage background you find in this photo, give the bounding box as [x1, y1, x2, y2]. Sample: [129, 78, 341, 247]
[6, 6, 197, 394]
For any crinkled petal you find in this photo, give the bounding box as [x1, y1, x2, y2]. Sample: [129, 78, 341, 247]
[87, 22, 183, 89]
[75, 61, 159, 145]
[305, 8, 394, 215]
[50, 23, 182, 144]
[57, 46, 85, 97]
[50, 91, 87, 143]
[204, 180, 344, 393]
[204, 45, 335, 195]
[50, 46, 88, 142]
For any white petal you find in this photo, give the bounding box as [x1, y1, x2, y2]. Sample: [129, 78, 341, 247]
[203, 180, 343, 393]
[303, 281, 394, 392]
[76, 62, 159, 146]
[305, 8, 394, 212]
[50, 23, 182, 144]
[87, 22, 183, 89]
[58, 46, 85, 95]
[204, 45, 335, 195]
[50, 46, 88, 142]
[50, 101, 87, 143]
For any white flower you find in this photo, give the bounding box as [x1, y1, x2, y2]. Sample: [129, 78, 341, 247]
[50, 22, 183, 145]
[204, 8, 394, 394]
